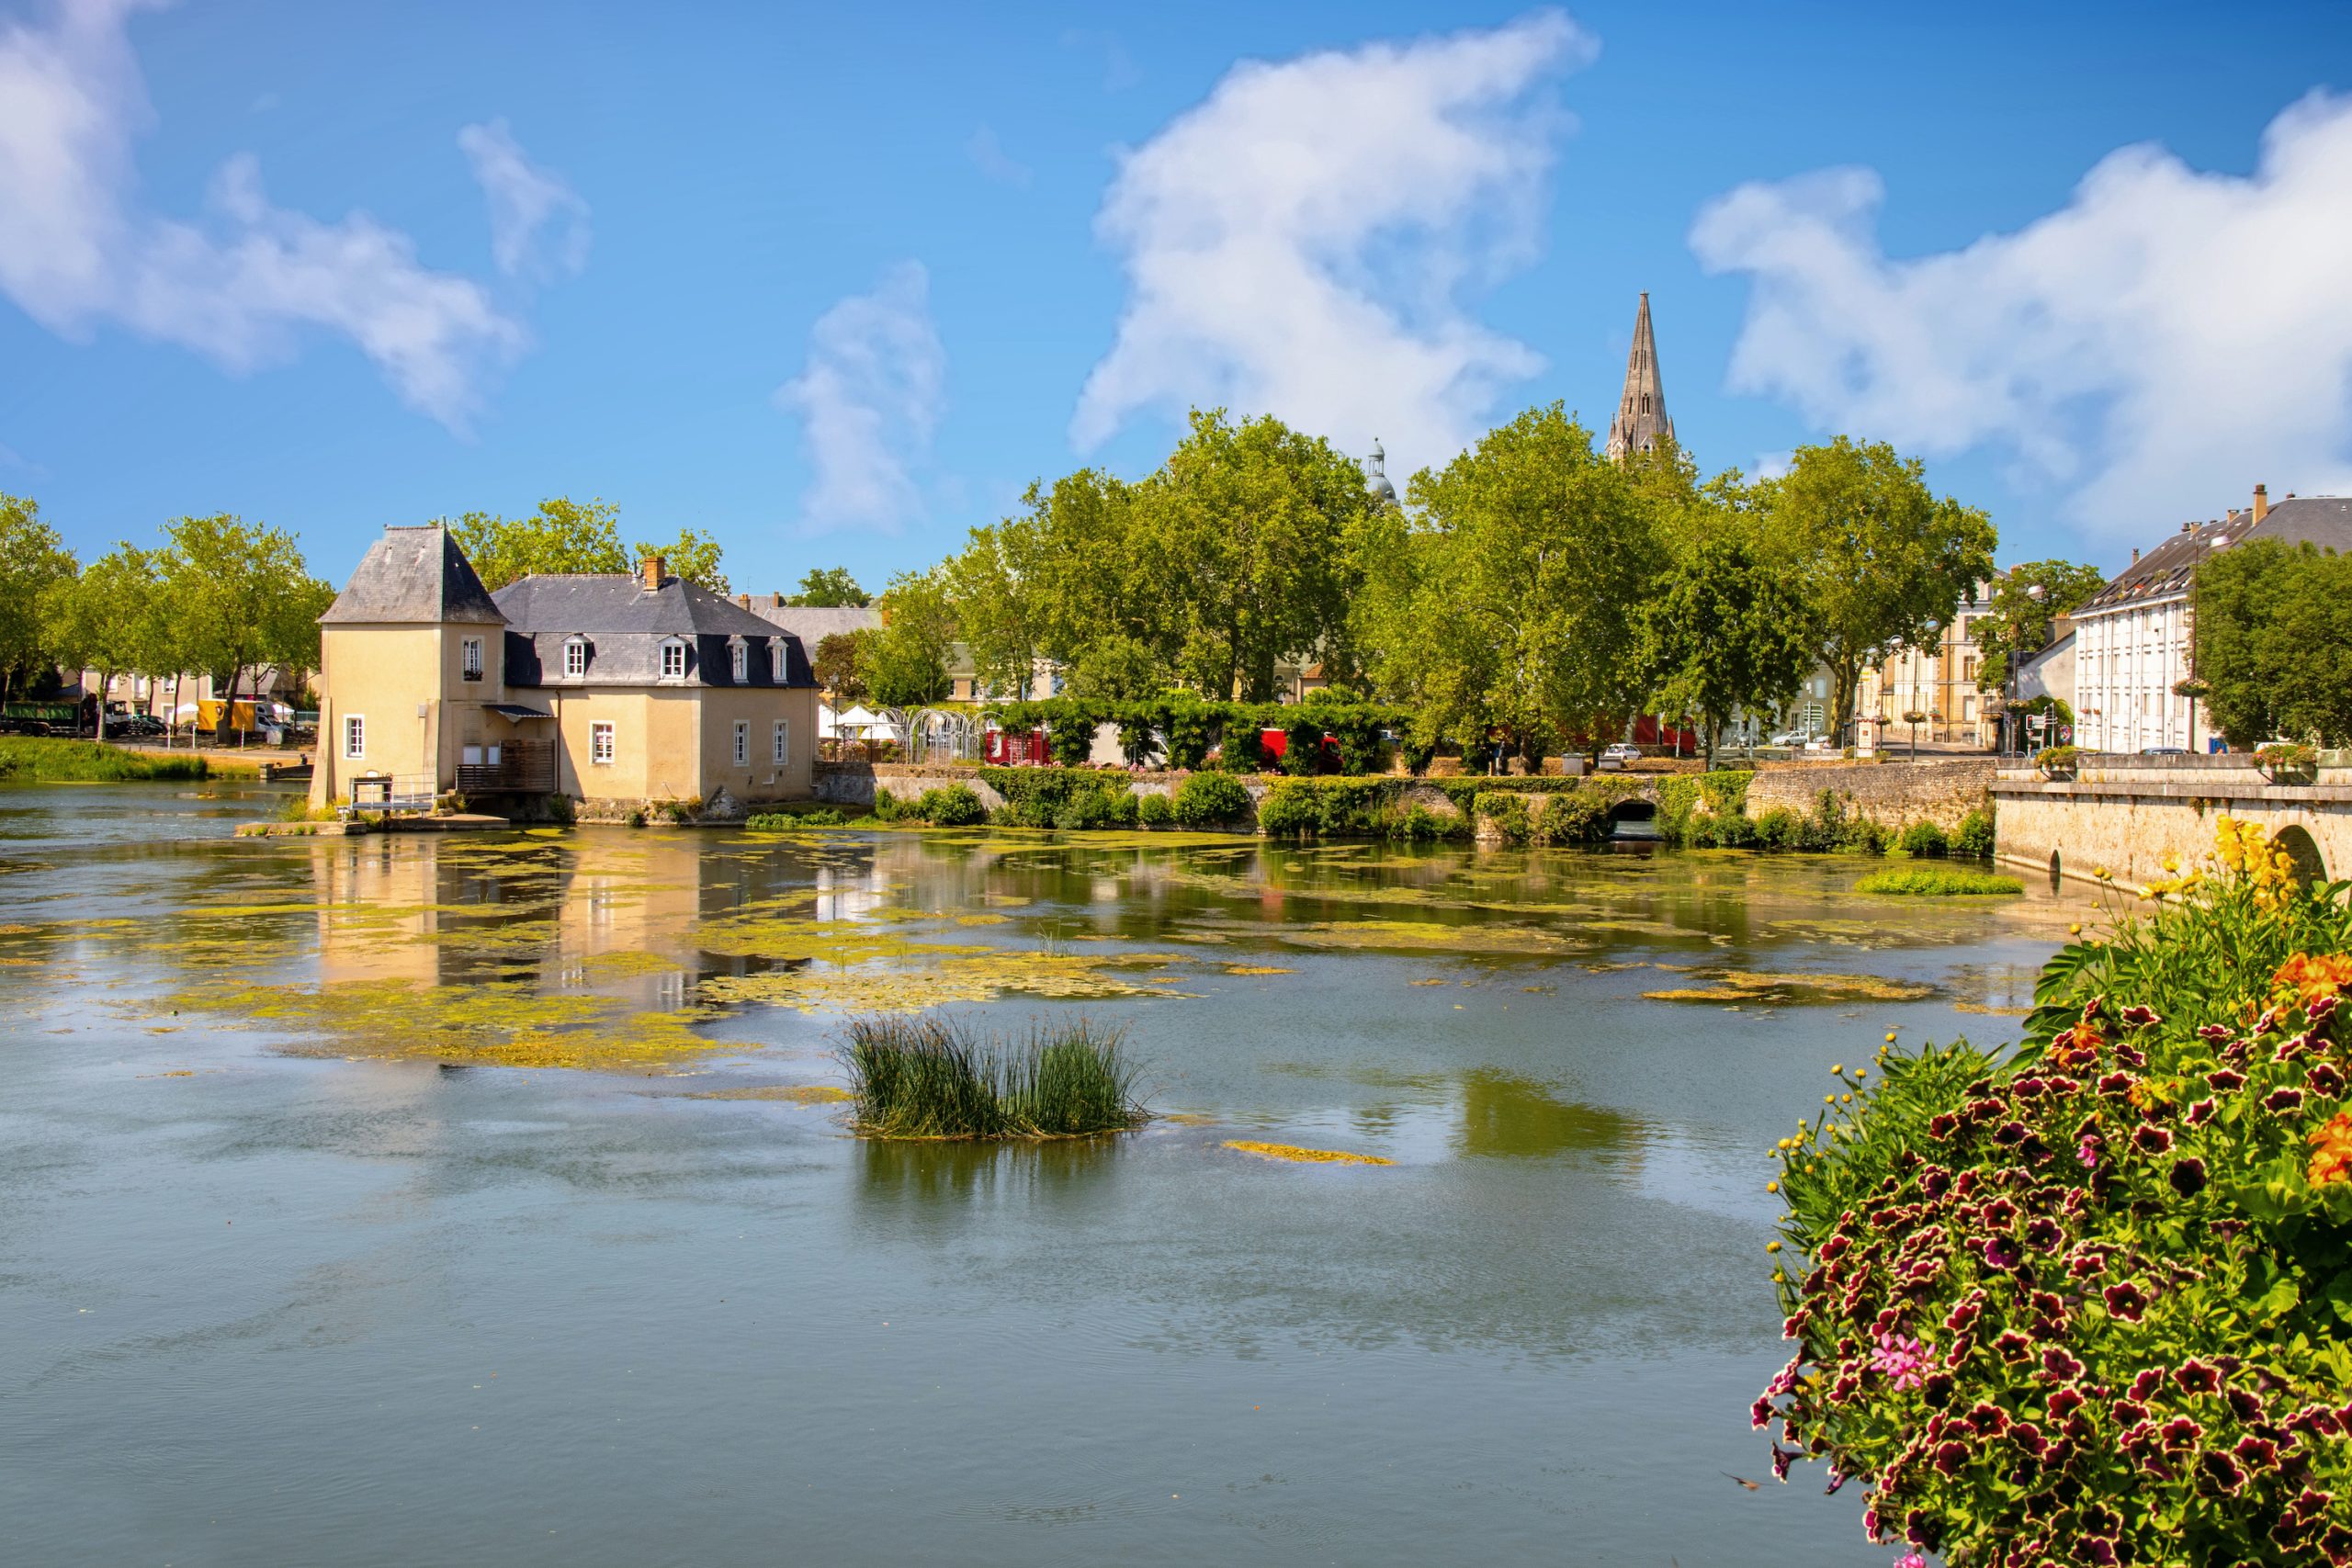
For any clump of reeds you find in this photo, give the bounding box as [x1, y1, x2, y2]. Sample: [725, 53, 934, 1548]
[839, 1015, 1148, 1139]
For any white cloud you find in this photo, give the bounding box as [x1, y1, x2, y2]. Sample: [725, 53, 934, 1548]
[966, 124, 1031, 188]
[1691, 91, 2352, 539]
[458, 118, 589, 279]
[1070, 10, 1591, 478]
[775, 262, 946, 535]
[0, 0, 526, 428]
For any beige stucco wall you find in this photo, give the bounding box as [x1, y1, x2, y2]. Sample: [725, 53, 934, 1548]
[309, 619, 509, 808]
[544, 683, 818, 806]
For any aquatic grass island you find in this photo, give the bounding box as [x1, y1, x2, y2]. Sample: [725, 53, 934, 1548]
[839, 1014, 1150, 1139]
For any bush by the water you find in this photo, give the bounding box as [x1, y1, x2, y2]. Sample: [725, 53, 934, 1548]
[1855, 866, 2024, 897]
[746, 806, 849, 829]
[1136, 792, 1173, 827]
[839, 1015, 1148, 1139]
[0, 738, 208, 782]
[1954, 807, 1996, 860]
[1896, 820, 1951, 857]
[1172, 770, 1251, 829]
[1758, 818, 2352, 1564]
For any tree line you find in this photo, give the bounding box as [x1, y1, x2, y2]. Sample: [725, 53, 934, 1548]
[1, 492, 334, 739]
[841, 406, 2015, 765]
[2194, 539, 2352, 747]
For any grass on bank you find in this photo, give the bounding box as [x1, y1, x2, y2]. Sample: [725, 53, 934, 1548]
[0, 737, 209, 782]
[839, 1014, 1148, 1139]
[1853, 866, 2024, 897]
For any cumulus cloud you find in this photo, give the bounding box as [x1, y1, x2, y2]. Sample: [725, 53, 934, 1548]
[458, 118, 590, 279]
[1071, 9, 1591, 477]
[1691, 92, 2352, 538]
[0, 0, 526, 428]
[775, 262, 946, 535]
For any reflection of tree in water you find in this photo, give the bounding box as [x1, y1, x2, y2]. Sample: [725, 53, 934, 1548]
[1453, 1069, 1650, 1165]
[852, 1135, 1126, 1232]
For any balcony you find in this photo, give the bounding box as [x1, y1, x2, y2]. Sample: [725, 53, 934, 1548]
[456, 739, 557, 795]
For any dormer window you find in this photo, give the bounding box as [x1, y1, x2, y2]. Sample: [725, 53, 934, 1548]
[770, 640, 784, 682]
[729, 640, 747, 682]
[660, 638, 687, 681]
[563, 637, 587, 678]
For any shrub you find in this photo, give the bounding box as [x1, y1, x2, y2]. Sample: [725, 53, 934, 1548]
[1257, 779, 1324, 839]
[1136, 792, 1173, 827]
[746, 807, 849, 830]
[916, 784, 987, 827]
[840, 1015, 1148, 1139]
[663, 796, 700, 824]
[869, 788, 913, 822]
[1475, 790, 1532, 845]
[1398, 736, 1437, 776]
[1222, 725, 1267, 774]
[1852, 866, 2024, 896]
[1378, 803, 1467, 841]
[1758, 818, 2352, 1565]
[1173, 771, 1251, 829]
[1280, 717, 1324, 777]
[1896, 820, 1951, 857]
[2035, 743, 2081, 773]
[1755, 807, 1802, 851]
[626, 808, 648, 828]
[1046, 714, 1098, 768]
[1953, 807, 1996, 860]
[2258, 741, 2320, 775]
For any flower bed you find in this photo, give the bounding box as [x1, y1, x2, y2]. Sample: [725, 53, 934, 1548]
[1758, 818, 2352, 1563]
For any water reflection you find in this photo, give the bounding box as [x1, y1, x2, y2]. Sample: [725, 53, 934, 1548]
[1453, 1068, 1646, 1160]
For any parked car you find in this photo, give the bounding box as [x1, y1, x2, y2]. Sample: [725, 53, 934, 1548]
[2141, 746, 2188, 756]
[106, 713, 166, 738]
[1768, 730, 1809, 748]
[1803, 736, 1838, 752]
[1597, 741, 1641, 770]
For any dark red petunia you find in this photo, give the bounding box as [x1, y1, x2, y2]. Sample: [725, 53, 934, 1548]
[2170, 1156, 2210, 1198]
[1996, 1331, 2034, 1363]
[2265, 1087, 2307, 1115]
[2025, 1216, 2064, 1252]
[2185, 1096, 2219, 1126]
[2160, 1414, 2205, 1450]
[2208, 1068, 2247, 1091]
[2174, 1359, 2222, 1395]
[2041, 1347, 2086, 1381]
[2132, 1123, 2174, 1155]
[2199, 1449, 2247, 1495]
[2103, 1280, 2150, 1322]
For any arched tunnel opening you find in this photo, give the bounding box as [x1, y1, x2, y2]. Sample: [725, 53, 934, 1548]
[1607, 799, 1661, 841]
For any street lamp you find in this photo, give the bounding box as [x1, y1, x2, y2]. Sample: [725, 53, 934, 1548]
[1904, 709, 1927, 761]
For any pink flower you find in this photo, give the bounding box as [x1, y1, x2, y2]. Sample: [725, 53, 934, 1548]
[1871, 1331, 1931, 1391]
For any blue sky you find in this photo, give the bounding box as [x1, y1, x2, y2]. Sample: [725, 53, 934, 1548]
[4, 0, 2349, 592]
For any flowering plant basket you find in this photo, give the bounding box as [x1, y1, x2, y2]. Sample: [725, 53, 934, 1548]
[2258, 742, 2320, 783]
[2033, 744, 2080, 779]
[1756, 817, 2352, 1564]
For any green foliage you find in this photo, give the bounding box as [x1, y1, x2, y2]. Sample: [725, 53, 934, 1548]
[745, 807, 849, 830]
[916, 784, 987, 827]
[841, 1015, 1148, 1140]
[1065, 634, 1163, 703]
[974, 765, 1129, 830]
[1761, 832, 2352, 1563]
[1643, 534, 1815, 764]
[1953, 807, 1996, 860]
[1279, 716, 1323, 776]
[1046, 706, 1100, 768]
[0, 737, 208, 781]
[2037, 744, 2081, 773]
[1353, 403, 1665, 766]
[40, 543, 167, 734]
[1136, 792, 1173, 827]
[1759, 436, 1996, 740]
[785, 566, 869, 607]
[159, 513, 334, 734]
[2259, 742, 2320, 775]
[1256, 779, 1324, 839]
[1172, 770, 1251, 829]
[1895, 819, 1951, 857]
[1652, 770, 1754, 846]
[447, 497, 628, 589]
[1852, 865, 2022, 895]
[1970, 559, 2108, 692]
[858, 571, 956, 721]
[0, 492, 76, 702]
[637, 526, 729, 594]
[2193, 537, 2352, 747]
[1474, 790, 1532, 844]
[811, 632, 865, 703]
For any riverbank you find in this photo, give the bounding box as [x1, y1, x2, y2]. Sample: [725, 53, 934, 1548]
[0, 737, 210, 782]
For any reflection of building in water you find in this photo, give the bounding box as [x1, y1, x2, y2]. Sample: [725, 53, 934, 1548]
[812, 862, 888, 923]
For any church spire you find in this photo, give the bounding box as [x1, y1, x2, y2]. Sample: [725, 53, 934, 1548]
[1604, 292, 1672, 462]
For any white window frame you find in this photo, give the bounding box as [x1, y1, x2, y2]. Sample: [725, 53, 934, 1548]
[773, 719, 790, 765]
[591, 721, 615, 765]
[660, 639, 687, 681]
[344, 714, 366, 760]
[460, 637, 483, 680]
[770, 641, 784, 682]
[564, 637, 587, 678]
[730, 642, 747, 682]
[732, 720, 749, 766]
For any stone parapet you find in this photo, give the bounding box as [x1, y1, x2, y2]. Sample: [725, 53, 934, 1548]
[1747, 758, 1995, 833]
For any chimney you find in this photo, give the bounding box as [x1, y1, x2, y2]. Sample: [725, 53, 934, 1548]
[2253, 483, 2269, 524]
[639, 556, 664, 592]
[738, 592, 751, 609]
[2131, 547, 2140, 563]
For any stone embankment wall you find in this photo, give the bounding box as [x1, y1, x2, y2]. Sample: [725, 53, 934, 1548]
[1747, 758, 1996, 833]
[1994, 756, 2352, 888]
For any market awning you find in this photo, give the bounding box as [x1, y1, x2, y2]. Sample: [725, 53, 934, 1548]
[484, 703, 553, 722]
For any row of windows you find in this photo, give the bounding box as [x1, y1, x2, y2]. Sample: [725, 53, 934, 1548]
[553, 638, 781, 682]
[341, 715, 792, 768]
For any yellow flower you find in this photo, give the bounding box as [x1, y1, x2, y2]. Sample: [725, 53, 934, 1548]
[1884, 1031, 1898, 1043]
[1766, 1179, 1780, 1193]
[2069, 922, 2083, 935]
[2161, 851, 2180, 873]
[1832, 1064, 1845, 1075]
[1767, 1239, 1781, 1253]
[2095, 866, 2112, 880]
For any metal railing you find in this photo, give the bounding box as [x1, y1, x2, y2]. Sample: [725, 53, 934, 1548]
[346, 773, 435, 815]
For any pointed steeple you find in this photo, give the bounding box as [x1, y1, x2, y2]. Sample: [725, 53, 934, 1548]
[1603, 292, 1673, 462]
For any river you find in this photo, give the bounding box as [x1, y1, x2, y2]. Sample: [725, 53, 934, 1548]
[0, 780, 2095, 1565]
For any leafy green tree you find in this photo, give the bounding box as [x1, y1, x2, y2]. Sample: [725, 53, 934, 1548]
[160, 514, 334, 740]
[1131, 410, 1372, 701]
[786, 566, 869, 606]
[1356, 405, 1666, 766]
[1064, 634, 1162, 702]
[632, 526, 728, 594]
[0, 492, 76, 704]
[857, 571, 956, 741]
[447, 497, 628, 589]
[42, 545, 166, 739]
[937, 521, 1043, 698]
[1970, 558, 2107, 692]
[810, 631, 866, 705]
[1758, 437, 1996, 741]
[2194, 539, 2352, 747]
[1643, 533, 1815, 766]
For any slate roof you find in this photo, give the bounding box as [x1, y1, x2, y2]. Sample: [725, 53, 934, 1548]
[741, 598, 882, 647]
[494, 573, 816, 689]
[321, 525, 505, 625]
[2080, 494, 2352, 615]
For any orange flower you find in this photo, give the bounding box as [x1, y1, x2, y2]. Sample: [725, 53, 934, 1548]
[2309, 1112, 2352, 1188]
[2273, 953, 2352, 1011]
